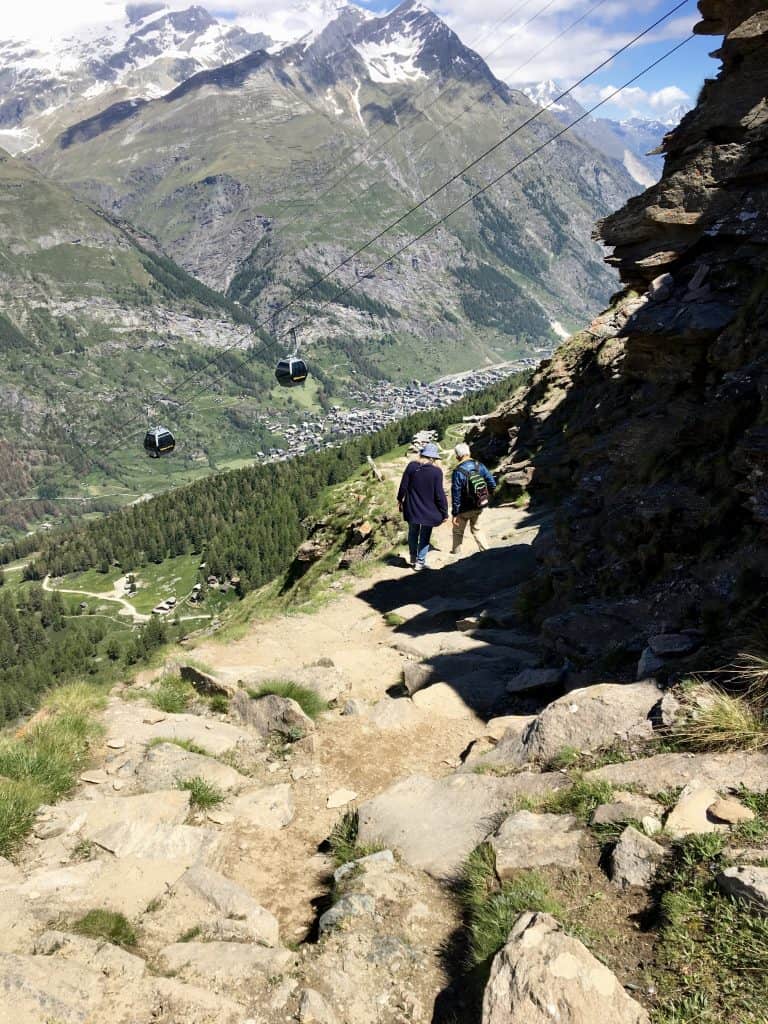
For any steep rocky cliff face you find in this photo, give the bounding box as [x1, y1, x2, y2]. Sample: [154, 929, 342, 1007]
[471, 0, 768, 667]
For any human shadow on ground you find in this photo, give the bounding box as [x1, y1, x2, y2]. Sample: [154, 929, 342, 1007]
[356, 530, 557, 722]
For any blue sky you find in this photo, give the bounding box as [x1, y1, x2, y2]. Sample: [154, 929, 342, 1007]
[10, 0, 720, 120]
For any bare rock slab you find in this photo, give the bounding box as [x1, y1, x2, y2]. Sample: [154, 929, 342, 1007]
[34, 930, 146, 980]
[491, 812, 583, 876]
[717, 866, 768, 912]
[15, 857, 188, 919]
[229, 784, 294, 830]
[486, 682, 661, 769]
[0, 952, 106, 1024]
[38, 790, 191, 843]
[179, 664, 238, 698]
[92, 821, 223, 866]
[135, 743, 248, 794]
[158, 940, 293, 987]
[180, 866, 280, 946]
[357, 773, 566, 880]
[589, 750, 768, 794]
[0, 893, 39, 954]
[411, 682, 483, 721]
[105, 701, 253, 756]
[611, 826, 667, 889]
[483, 912, 650, 1024]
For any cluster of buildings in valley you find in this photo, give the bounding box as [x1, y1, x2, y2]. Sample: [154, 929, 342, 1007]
[255, 358, 541, 460]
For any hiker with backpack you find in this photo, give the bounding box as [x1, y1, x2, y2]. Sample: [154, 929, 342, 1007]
[451, 442, 496, 555]
[397, 442, 449, 571]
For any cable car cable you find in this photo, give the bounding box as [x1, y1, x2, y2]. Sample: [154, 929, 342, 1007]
[0, 11, 693, 512]
[89, 0, 692, 454]
[93, 28, 694, 466]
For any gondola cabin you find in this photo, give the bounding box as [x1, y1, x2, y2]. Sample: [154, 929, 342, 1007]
[275, 356, 308, 387]
[144, 426, 176, 457]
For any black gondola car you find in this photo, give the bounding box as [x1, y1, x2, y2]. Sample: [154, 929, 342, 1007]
[275, 356, 308, 387]
[144, 426, 176, 457]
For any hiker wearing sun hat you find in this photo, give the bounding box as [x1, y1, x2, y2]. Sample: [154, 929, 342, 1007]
[396, 442, 449, 570]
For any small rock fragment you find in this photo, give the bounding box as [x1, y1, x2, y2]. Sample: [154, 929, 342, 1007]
[717, 866, 768, 913]
[642, 816, 662, 836]
[327, 789, 357, 810]
[665, 781, 726, 838]
[79, 770, 109, 785]
[708, 797, 755, 825]
[611, 826, 667, 889]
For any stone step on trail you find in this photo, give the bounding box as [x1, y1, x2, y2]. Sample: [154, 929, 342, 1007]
[588, 750, 768, 794]
[10, 857, 189, 920]
[357, 771, 569, 880]
[104, 698, 255, 757]
[134, 742, 248, 794]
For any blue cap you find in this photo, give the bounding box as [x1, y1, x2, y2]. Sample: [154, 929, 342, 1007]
[420, 442, 441, 459]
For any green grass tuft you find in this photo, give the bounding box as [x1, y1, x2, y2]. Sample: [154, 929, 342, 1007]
[384, 612, 406, 627]
[328, 809, 384, 866]
[667, 682, 768, 752]
[208, 694, 229, 714]
[247, 680, 327, 721]
[0, 691, 104, 858]
[147, 737, 210, 756]
[73, 909, 137, 948]
[541, 776, 614, 821]
[177, 776, 224, 809]
[545, 746, 582, 771]
[179, 925, 202, 942]
[651, 831, 768, 1022]
[458, 843, 563, 966]
[149, 675, 195, 714]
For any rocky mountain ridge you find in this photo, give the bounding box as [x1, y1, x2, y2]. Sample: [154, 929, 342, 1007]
[31, 1, 640, 371]
[471, 0, 768, 670]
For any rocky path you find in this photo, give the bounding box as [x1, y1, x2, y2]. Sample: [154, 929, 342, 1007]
[7, 471, 768, 1023]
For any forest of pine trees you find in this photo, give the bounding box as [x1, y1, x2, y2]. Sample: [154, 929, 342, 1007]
[4, 375, 526, 592]
[0, 585, 168, 722]
[0, 373, 526, 722]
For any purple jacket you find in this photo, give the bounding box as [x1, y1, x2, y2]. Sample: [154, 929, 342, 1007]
[397, 461, 448, 527]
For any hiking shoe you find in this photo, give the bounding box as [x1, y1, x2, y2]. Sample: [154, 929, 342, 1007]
[413, 562, 424, 572]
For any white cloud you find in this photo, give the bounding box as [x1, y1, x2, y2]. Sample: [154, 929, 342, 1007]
[575, 80, 691, 120]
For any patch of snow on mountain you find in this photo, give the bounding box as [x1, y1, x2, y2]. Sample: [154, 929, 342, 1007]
[522, 80, 567, 113]
[355, 33, 427, 84]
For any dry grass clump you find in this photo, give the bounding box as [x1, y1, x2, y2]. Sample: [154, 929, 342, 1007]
[668, 680, 768, 753]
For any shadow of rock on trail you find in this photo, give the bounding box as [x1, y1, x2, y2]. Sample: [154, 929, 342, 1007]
[356, 531, 557, 722]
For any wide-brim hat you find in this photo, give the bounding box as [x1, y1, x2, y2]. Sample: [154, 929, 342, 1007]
[420, 442, 441, 459]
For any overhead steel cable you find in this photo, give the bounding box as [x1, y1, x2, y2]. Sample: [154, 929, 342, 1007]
[92, 28, 694, 467]
[93, 0, 692, 453]
[0, 4, 693, 510]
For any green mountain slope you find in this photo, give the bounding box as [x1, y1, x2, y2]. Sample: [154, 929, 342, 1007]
[0, 147, 288, 537]
[34, 4, 638, 373]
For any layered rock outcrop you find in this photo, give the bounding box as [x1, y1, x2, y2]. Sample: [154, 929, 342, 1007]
[471, 1, 768, 663]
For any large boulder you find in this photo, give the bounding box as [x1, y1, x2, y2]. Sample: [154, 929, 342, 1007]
[357, 772, 567, 879]
[34, 790, 191, 844]
[231, 690, 315, 739]
[483, 682, 662, 769]
[491, 812, 583, 876]
[482, 912, 650, 1024]
[135, 743, 248, 793]
[92, 821, 223, 867]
